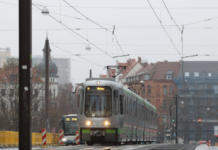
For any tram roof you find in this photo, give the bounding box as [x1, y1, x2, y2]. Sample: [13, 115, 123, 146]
[86, 78, 116, 82]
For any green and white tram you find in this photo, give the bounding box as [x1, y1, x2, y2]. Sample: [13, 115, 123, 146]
[76, 78, 157, 145]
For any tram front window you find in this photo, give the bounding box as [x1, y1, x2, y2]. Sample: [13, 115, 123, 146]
[85, 86, 112, 117]
[64, 121, 78, 135]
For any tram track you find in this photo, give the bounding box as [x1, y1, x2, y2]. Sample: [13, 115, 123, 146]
[147, 144, 198, 150]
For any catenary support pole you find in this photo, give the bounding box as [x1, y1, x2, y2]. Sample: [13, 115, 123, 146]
[45, 37, 50, 132]
[19, 0, 32, 149]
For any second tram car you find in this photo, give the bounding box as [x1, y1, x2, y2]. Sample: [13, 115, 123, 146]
[76, 78, 157, 145]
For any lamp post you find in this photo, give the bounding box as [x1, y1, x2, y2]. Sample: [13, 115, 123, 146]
[41, 6, 50, 133]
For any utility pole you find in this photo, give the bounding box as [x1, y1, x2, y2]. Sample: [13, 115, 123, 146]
[19, 0, 32, 149]
[175, 95, 178, 144]
[45, 37, 50, 132]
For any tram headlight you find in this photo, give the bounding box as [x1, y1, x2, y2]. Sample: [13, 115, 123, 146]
[104, 121, 111, 126]
[85, 121, 92, 126]
[62, 138, 67, 142]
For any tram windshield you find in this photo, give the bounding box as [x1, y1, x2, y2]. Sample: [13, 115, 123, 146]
[63, 120, 78, 136]
[85, 86, 112, 117]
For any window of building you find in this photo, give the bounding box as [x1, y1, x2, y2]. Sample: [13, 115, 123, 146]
[163, 85, 167, 95]
[147, 85, 151, 95]
[10, 74, 17, 82]
[53, 89, 55, 97]
[169, 85, 174, 95]
[163, 99, 167, 111]
[208, 73, 212, 77]
[144, 75, 150, 80]
[142, 86, 145, 96]
[166, 75, 172, 80]
[194, 72, 199, 77]
[10, 89, 14, 96]
[1, 89, 5, 96]
[166, 71, 173, 80]
[156, 85, 160, 96]
[34, 89, 38, 96]
[214, 85, 218, 94]
[136, 76, 138, 80]
[185, 72, 189, 76]
[156, 99, 160, 111]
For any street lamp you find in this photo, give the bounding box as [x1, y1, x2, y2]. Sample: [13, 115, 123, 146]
[113, 54, 129, 58]
[41, 6, 49, 16]
[85, 44, 91, 51]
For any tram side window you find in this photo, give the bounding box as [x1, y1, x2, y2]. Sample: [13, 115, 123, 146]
[114, 90, 119, 114]
[125, 97, 128, 115]
[120, 95, 123, 115]
[80, 90, 84, 114]
[124, 97, 126, 115]
[141, 105, 143, 120]
[129, 99, 131, 116]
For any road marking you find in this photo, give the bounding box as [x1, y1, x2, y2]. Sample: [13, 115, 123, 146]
[103, 147, 112, 150]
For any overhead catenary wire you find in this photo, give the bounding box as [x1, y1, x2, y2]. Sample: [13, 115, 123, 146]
[51, 44, 104, 67]
[162, 0, 181, 31]
[32, 4, 115, 60]
[147, 0, 181, 58]
[0, 0, 114, 27]
[3, 0, 218, 28]
[62, 0, 138, 75]
[183, 16, 218, 26]
[63, 0, 112, 32]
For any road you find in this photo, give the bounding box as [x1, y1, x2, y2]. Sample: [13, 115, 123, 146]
[0, 144, 167, 150]
[2, 144, 218, 150]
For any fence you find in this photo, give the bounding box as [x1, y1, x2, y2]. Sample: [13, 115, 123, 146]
[0, 131, 59, 147]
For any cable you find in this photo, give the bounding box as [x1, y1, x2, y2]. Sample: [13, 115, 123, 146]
[50, 44, 104, 67]
[51, 43, 218, 47]
[32, 4, 114, 60]
[147, 0, 181, 58]
[0, 28, 112, 31]
[63, 0, 112, 32]
[162, 0, 181, 32]
[184, 16, 218, 26]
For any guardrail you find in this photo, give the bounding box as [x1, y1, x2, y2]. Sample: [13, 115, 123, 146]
[0, 131, 59, 147]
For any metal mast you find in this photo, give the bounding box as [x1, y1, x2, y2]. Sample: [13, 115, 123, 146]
[19, 0, 32, 149]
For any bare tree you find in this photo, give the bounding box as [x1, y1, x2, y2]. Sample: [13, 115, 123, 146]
[0, 58, 45, 131]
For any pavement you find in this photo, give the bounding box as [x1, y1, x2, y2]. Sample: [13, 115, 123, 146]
[195, 145, 218, 150]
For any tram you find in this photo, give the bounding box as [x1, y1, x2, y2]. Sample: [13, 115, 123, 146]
[59, 114, 78, 145]
[76, 78, 157, 145]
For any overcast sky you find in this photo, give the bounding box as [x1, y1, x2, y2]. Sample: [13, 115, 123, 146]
[1, 0, 218, 83]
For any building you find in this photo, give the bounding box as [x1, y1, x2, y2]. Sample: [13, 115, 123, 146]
[0, 47, 11, 68]
[36, 37, 59, 98]
[124, 60, 181, 142]
[173, 61, 218, 144]
[100, 57, 146, 82]
[33, 56, 71, 85]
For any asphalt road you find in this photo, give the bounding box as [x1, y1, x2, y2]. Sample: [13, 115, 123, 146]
[0, 144, 165, 150]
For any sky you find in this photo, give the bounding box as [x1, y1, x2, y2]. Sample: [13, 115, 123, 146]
[1, 0, 218, 83]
